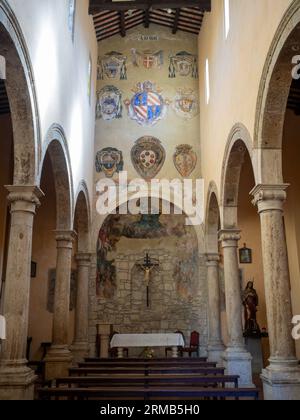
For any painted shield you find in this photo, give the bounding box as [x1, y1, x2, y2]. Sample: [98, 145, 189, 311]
[174, 145, 197, 177]
[169, 51, 198, 78]
[97, 51, 127, 80]
[131, 137, 166, 180]
[125, 81, 168, 127]
[96, 86, 122, 121]
[95, 147, 124, 178]
[173, 89, 199, 119]
[131, 49, 164, 69]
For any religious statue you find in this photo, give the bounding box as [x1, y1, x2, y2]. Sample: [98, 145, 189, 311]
[242, 281, 261, 336]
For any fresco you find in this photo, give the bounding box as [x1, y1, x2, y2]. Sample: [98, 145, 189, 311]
[96, 212, 199, 301]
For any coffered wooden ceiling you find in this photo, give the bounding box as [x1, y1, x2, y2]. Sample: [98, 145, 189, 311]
[89, 0, 211, 41]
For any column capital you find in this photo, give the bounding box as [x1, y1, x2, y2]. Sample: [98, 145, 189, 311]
[5, 185, 44, 213]
[55, 230, 77, 249]
[251, 184, 289, 213]
[219, 229, 241, 247]
[76, 253, 91, 266]
[206, 253, 220, 266]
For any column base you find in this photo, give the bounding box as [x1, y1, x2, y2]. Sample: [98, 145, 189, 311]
[70, 342, 89, 364]
[207, 342, 225, 365]
[222, 347, 255, 388]
[44, 345, 73, 380]
[261, 358, 300, 400]
[0, 361, 36, 400]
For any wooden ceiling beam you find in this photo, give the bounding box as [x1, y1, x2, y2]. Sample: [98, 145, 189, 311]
[120, 11, 126, 37]
[172, 8, 180, 34]
[144, 8, 150, 28]
[89, 0, 211, 14]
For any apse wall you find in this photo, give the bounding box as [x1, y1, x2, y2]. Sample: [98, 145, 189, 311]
[90, 24, 206, 355]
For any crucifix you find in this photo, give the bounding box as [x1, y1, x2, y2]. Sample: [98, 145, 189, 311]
[136, 253, 159, 308]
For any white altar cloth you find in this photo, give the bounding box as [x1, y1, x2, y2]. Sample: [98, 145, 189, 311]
[111, 333, 184, 349]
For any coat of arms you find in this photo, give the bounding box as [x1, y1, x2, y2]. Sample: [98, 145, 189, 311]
[131, 49, 164, 69]
[131, 137, 166, 180]
[97, 51, 127, 80]
[169, 51, 198, 78]
[95, 147, 124, 178]
[173, 145, 197, 177]
[96, 86, 122, 121]
[124, 81, 169, 127]
[173, 88, 199, 119]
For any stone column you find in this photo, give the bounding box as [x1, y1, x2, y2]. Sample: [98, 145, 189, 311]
[71, 253, 91, 363]
[206, 254, 225, 364]
[45, 230, 76, 380]
[0, 186, 43, 400]
[251, 184, 300, 400]
[219, 229, 254, 387]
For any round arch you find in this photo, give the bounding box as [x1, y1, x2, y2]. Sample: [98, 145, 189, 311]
[0, 0, 40, 184]
[220, 124, 256, 229]
[74, 180, 91, 253]
[254, 0, 300, 184]
[205, 181, 221, 254]
[40, 124, 73, 230]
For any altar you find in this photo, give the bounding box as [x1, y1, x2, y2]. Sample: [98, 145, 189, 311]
[110, 333, 185, 358]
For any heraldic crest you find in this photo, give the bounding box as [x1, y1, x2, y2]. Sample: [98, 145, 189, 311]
[95, 147, 124, 178]
[131, 137, 166, 180]
[124, 81, 169, 127]
[169, 51, 198, 78]
[97, 51, 127, 80]
[96, 86, 122, 121]
[173, 145, 197, 177]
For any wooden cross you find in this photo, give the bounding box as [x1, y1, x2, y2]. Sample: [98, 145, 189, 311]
[136, 253, 159, 307]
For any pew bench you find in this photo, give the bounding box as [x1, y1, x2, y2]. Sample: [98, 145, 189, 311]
[38, 386, 259, 401]
[55, 374, 239, 388]
[78, 361, 217, 369]
[69, 367, 226, 377]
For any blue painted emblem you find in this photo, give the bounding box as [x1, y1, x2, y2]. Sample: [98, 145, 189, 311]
[125, 81, 168, 127]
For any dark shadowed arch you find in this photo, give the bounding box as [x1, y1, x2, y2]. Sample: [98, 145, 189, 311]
[0, 1, 40, 184]
[40, 124, 73, 230]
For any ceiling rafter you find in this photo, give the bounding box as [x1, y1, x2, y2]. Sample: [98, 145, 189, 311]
[91, 1, 210, 42]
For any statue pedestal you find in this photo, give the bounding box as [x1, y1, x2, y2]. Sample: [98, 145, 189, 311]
[245, 336, 263, 374]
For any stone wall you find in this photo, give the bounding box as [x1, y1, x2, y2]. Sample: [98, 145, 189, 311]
[88, 244, 208, 358]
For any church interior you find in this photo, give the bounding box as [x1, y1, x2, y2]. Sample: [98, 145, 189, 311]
[0, 0, 300, 401]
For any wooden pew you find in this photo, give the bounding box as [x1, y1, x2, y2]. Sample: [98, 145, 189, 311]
[84, 357, 208, 363]
[38, 386, 259, 400]
[56, 374, 239, 388]
[69, 366, 226, 376]
[78, 361, 217, 368]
